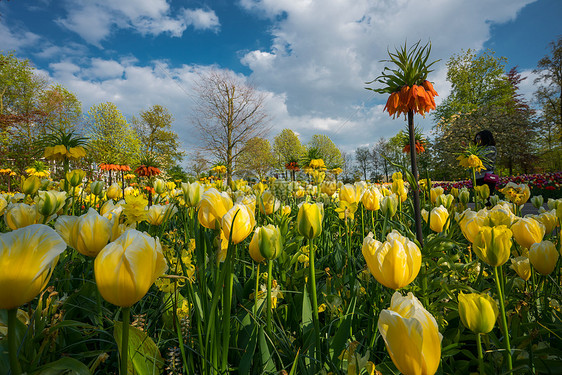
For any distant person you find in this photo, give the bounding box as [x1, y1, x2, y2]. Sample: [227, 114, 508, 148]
[474, 130, 497, 195]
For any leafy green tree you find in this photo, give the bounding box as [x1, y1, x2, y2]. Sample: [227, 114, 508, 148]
[432, 50, 537, 178]
[86, 102, 141, 166]
[37, 84, 82, 134]
[132, 104, 184, 171]
[236, 137, 275, 180]
[306, 134, 343, 168]
[273, 129, 305, 171]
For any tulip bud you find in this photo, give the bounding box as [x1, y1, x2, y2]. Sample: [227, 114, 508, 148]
[436, 194, 454, 210]
[257, 224, 283, 260]
[248, 229, 265, 263]
[0, 196, 7, 216]
[381, 194, 398, 218]
[95, 229, 168, 307]
[510, 256, 531, 281]
[90, 181, 105, 197]
[297, 202, 324, 239]
[106, 183, 122, 200]
[378, 292, 442, 375]
[457, 210, 483, 244]
[473, 225, 513, 267]
[536, 210, 557, 235]
[0, 224, 67, 309]
[146, 204, 178, 226]
[22, 175, 41, 195]
[489, 195, 500, 206]
[530, 195, 544, 210]
[66, 169, 86, 187]
[511, 217, 545, 249]
[181, 182, 204, 207]
[458, 292, 499, 334]
[529, 240, 559, 275]
[34, 190, 67, 217]
[364, 230, 421, 290]
[153, 178, 166, 195]
[458, 188, 470, 205]
[547, 198, 560, 211]
[450, 187, 459, 198]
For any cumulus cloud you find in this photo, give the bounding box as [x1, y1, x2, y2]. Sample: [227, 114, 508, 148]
[56, 0, 221, 46]
[239, 0, 536, 147]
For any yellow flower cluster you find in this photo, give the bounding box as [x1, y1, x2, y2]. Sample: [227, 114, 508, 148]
[457, 154, 484, 172]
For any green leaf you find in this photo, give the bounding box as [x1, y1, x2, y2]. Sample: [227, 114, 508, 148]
[114, 321, 165, 375]
[31, 358, 90, 375]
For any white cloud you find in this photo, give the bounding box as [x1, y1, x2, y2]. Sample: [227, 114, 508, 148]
[239, 0, 536, 147]
[0, 20, 41, 51]
[56, 0, 221, 46]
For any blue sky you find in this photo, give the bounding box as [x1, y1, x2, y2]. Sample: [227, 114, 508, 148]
[1, 0, 561, 165]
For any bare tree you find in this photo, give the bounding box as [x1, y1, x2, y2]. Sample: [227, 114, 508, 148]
[192, 70, 269, 184]
[355, 146, 371, 181]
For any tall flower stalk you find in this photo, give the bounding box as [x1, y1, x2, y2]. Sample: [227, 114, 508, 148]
[366, 41, 439, 246]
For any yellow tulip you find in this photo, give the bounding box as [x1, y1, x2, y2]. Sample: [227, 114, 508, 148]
[221, 204, 255, 245]
[510, 256, 531, 281]
[473, 225, 512, 267]
[320, 181, 337, 197]
[72, 208, 113, 257]
[259, 191, 280, 215]
[146, 204, 178, 226]
[361, 232, 382, 277]
[456, 209, 483, 243]
[181, 182, 204, 207]
[94, 229, 168, 307]
[0, 224, 66, 309]
[458, 188, 470, 205]
[297, 202, 324, 239]
[0, 196, 7, 216]
[427, 205, 449, 233]
[237, 194, 257, 215]
[435, 194, 454, 210]
[257, 224, 283, 260]
[458, 292, 499, 334]
[281, 205, 291, 216]
[485, 203, 515, 227]
[106, 183, 122, 200]
[364, 230, 421, 290]
[4, 203, 39, 230]
[430, 187, 444, 204]
[54, 215, 79, 247]
[361, 186, 382, 211]
[511, 217, 545, 249]
[378, 292, 442, 375]
[248, 228, 265, 263]
[340, 184, 359, 204]
[529, 240, 559, 275]
[22, 175, 41, 195]
[500, 182, 531, 205]
[197, 188, 233, 229]
[536, 210, 558, 235]
[392, 178, 408, 202]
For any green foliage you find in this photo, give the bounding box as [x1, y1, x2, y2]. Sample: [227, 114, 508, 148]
[132, 104, 184, 170]
[236, 137, 275, 180]
[86, 102, 141, 166]
[273, 129, 305, 169]
[307, 134, 343, 168]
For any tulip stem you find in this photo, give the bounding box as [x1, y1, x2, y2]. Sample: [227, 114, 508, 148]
[266, 259, 273, 335]
[254, 263, 260, 317]
[308, 237, 322, 370]
[8, 308, 22, 375]
[476, 333, 484, 375]
[494, 266, 512, 371]
[120, 307, 130, 375]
